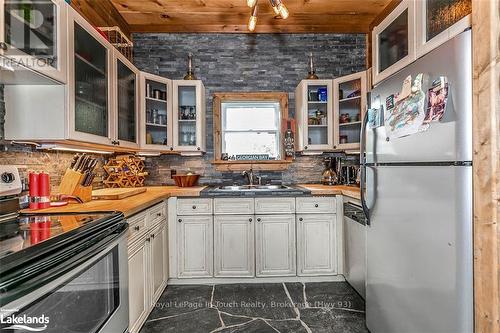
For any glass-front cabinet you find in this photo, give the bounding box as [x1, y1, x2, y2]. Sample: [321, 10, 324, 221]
[295, 80, 333, 152]
[333, 71, 367, 151]
[68, 9, 112, 146]
[139, 72, 173, 151]
[415, 0, 471, 57]
[372, 0, 415, 84]
[114, 50, 138, 149]
[173, 80, 206, 153]
[0, 0, 67, 83]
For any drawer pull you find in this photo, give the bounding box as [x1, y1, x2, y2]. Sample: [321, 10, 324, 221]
[249, 218, 253, 222]
[315, 204, 319, 208]
[178, 219, 182, 223]
[134, 226, 140, 231]
[151, 234, 155, 239]
[146, 237, 150, 242]
[156, 212, 162, 217]
[257, 218, 261, 222]
[299, 218, 303, 221]
[192, 205, 197, 209]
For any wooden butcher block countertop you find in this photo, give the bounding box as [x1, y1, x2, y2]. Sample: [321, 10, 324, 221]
[21, 186, 206, 218]
[298, 184, 361, 200]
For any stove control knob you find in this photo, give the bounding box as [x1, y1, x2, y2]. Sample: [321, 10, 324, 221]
[1, 172, 15, 183]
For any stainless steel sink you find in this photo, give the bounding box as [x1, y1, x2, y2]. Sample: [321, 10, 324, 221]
[215, 185, 292, 191]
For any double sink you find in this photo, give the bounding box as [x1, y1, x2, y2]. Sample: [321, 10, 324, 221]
[215, 184, 292, 191]
[204, 184, 309, 196]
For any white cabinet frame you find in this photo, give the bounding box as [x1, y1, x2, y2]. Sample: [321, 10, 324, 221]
[372, 0, 416, 85]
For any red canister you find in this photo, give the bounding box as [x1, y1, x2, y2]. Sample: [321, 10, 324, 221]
[38, 172, 51, 209]
[29, 172, 39, 210]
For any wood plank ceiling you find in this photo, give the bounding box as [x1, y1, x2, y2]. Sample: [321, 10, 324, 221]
[109, 0, 393, 33]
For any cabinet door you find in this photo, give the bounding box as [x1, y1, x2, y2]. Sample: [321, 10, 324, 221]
[297, 214, 337, 276]
[372, 0, 415, 84]
[140, 72, 173, 151]
[173, 80, 205, 153]
[214, 215, 254, 277]
[333, 71, 367, 151]
[295, 80, 333, 152]
[115, 52, 138, 148]
[177, 215, 213, 278]
[150, 224, 167, 302]
[68, 10, 112, 145]
[0, 0, 67, 83]
[256, 215, 296, 277]
[128, 238, 149, 333]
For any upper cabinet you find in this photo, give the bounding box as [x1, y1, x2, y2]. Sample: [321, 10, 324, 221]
[372, 0, 471, 85]
[0, 0, 68, 83]
[173, 80, 206, 154]
[333, 71, 367, 151]
[372, 0, 416, 85]
[68, 8, 113, 146]
[113, 50, 139, 149]
[415, 0, 471, 58]
[295, 80, 334, 153]
[139, 72, 173, 152]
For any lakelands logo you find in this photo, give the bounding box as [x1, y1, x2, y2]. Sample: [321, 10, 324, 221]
[0, 312, 49, 332]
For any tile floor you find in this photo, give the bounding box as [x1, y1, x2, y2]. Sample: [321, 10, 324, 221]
[140, 282, 368, 333]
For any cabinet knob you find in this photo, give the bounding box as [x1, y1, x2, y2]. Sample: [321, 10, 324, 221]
[134, 225, 140, 231]
[146, 237, 150, 242]
[151, 234, 155, 239]
[299, 218, 303, 221]
[315, 204, 319, 208]
[304, 146, 308, 150]
[170, 147, 174, 151]
[334, 145, 337, 149]
[249, 218, 253, 222]
[178, 219, 182, 223]
[157, 212, 162, 217]
[257, 218, 261, 222]
[192, 205, 197, 209]
[197, 147, 201, 151]
[0, 42, 7, 51]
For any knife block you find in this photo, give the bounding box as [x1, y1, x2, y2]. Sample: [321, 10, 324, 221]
[58, 169, 92, 202]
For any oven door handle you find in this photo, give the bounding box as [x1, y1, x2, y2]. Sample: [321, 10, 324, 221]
[0, 224, 128, 309]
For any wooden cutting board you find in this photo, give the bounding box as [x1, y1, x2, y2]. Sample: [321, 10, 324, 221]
[92, 187, 147, 200]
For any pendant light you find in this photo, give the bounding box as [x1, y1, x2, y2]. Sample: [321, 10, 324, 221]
[248, 0, 289, 32]
[248, 3, 258, 32]
[247, 0, 257, 7]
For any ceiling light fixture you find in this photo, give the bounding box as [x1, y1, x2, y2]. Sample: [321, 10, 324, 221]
[248, 3, 258, 32]
[248, 0, 289, 32]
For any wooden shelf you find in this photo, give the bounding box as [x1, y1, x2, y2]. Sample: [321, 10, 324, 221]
[178, 119, 196, 122]
[75, 53, 106, 76]
[339, 95, 361, 103]
[308, 124, 328, 128]
[212, 159, 293, 172]
[146, 96, 167, 103]
[339, 121, 362, 127]
[308, 101, 328, 104]
[146, 122, 167, 128]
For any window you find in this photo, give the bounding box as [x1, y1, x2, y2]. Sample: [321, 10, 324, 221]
[221, 102, 281, 160]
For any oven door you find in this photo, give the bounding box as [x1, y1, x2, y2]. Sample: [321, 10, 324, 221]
[1, 232, 128, 333]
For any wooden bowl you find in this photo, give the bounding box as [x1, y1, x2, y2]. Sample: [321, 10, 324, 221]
[172, 174, 200, 187]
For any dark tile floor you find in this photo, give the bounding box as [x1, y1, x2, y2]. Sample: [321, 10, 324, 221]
[140, 282, 368, 333]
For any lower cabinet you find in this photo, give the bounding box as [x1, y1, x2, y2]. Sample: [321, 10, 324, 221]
[177, 215, 213, 278]
[256, 214, 296, 277]
[128, 235, 149, 333]
[151, 223, 168, 301]
[214, 215, 255, 277]
[297, 214, 337, 276]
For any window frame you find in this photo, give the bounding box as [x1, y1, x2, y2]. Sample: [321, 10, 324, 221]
[212, 92, 290, 170]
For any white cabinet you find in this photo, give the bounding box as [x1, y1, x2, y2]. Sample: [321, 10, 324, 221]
[297, 214, 337, 276]
[295, 79, 334, 152]
[214, 198, 255, 215]
[128, 235, 150, 333]
[177, 215, 213, 278]
[173, 80, 206, 154]
[333, 71, 367, 151]
[255, 214, 296, 277]
[139, 72, 173, 151]
[255, 197, 295, 214]
[214, 215, 254, 277]
[0, 0, 68, 84]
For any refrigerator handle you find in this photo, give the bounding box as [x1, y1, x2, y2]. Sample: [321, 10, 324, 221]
[360, 110, 370, 225]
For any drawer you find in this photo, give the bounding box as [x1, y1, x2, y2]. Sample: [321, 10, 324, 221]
[148, 202, 167, 226]
[177, 198, 213, 215]
[127, 211, 148, 242]
[296, 197, 336, 214]
[214, 198, 254, 215]
[255, 197, 295, 214]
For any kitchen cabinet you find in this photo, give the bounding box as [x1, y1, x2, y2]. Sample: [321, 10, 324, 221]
[113, 50, 139, 149]
[128, 234, 150, 333]
[255, 214, 296, 277]
[127, 202, 168, 333]
[295, 79, 334, 152]
[415, 0, 471, 58]
[173, 80, 206, 154]
[297, 214, 337, 276]
[139, 72, 173, 151]
[214, 215, 255, 277]
[333, 71, 367, 151]
[372, 0, 415, 84]
[177, 215, 213, 278]
[0, 0, 68, 83]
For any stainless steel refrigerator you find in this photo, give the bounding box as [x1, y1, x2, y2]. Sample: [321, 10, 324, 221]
[361, 30, 473, 333]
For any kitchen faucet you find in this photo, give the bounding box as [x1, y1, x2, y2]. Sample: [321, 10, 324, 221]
[242, 168, 262, 186]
